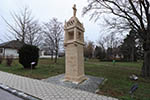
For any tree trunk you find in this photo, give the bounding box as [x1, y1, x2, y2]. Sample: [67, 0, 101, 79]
[131, 45, 134, 62]
[141, 50, 150, 77]
[51, 50, 53, 61]
[54, 50, 58, 63]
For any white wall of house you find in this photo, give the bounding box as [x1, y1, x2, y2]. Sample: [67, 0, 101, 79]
[0, 48, 4, 56]
[39, 50, 58, 58]
[1, 48, 59, 59]
[4, 48, 19, 58]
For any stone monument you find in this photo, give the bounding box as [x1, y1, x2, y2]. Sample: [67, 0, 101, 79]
[64, 4, 86, 84]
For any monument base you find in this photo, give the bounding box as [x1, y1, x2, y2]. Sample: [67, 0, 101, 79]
[42, 74, 104, 93]
[64, 75, 87, 84]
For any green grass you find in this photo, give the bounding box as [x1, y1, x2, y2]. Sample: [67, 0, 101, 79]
[0, 58, 65, 79]
[0, 58, 150, 100]
[85, 60, 150, 100]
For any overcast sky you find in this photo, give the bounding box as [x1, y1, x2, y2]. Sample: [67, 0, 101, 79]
[0, 0, 103, 44]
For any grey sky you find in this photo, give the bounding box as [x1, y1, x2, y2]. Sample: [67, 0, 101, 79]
[0, 0, 101, 43]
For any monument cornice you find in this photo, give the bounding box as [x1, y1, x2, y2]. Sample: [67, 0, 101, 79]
[64, 40, 85, 46]
[64, 25, 85, 32]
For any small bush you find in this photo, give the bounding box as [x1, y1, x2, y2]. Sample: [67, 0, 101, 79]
[19, 44, 39, 69]
[0, 55, 3, 64]
[6, 55, 14, 66]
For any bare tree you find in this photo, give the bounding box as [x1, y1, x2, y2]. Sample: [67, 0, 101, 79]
[84, 40, 95, 58]
[97, 33, 121, 50]
[2, 7, 33, 43]
[97, 35, 106, 51]
[97, 33, 121, 60]
[43, 36, 55, 60]
[43, 18, 63, 63]
[26, 20, 43, 46]
[2, 7, 42, 47]
[83, 0, 150, 77]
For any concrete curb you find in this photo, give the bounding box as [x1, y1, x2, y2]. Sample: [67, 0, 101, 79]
[0, 83, 41, 100]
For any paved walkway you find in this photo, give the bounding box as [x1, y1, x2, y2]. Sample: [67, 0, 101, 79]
[0, 71, 118, 100]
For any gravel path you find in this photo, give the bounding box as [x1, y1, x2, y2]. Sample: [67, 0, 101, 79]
[42, 74, 104, 93]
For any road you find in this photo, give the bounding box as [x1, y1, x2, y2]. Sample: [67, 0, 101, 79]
[0, 88, 23, 100]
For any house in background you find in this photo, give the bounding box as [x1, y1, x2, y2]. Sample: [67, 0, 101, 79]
[39, 50, 59, 58]
[0, 40, 64, 58]
[39, 49, 65, 58]
[0, 40, 24, 58]
[39, 50, 54, 58]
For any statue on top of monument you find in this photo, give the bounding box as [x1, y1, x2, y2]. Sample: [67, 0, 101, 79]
[73, 4, 77, 17]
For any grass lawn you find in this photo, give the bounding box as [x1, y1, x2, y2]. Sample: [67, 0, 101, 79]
[0, 58, 150, 100]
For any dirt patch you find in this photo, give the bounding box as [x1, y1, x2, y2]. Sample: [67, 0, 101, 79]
[98, 89, 124, 97]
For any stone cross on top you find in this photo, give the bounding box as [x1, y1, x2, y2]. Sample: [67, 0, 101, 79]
[73, 4, 77, 17]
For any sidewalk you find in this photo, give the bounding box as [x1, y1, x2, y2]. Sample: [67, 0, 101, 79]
[0, 71, 118, 100]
